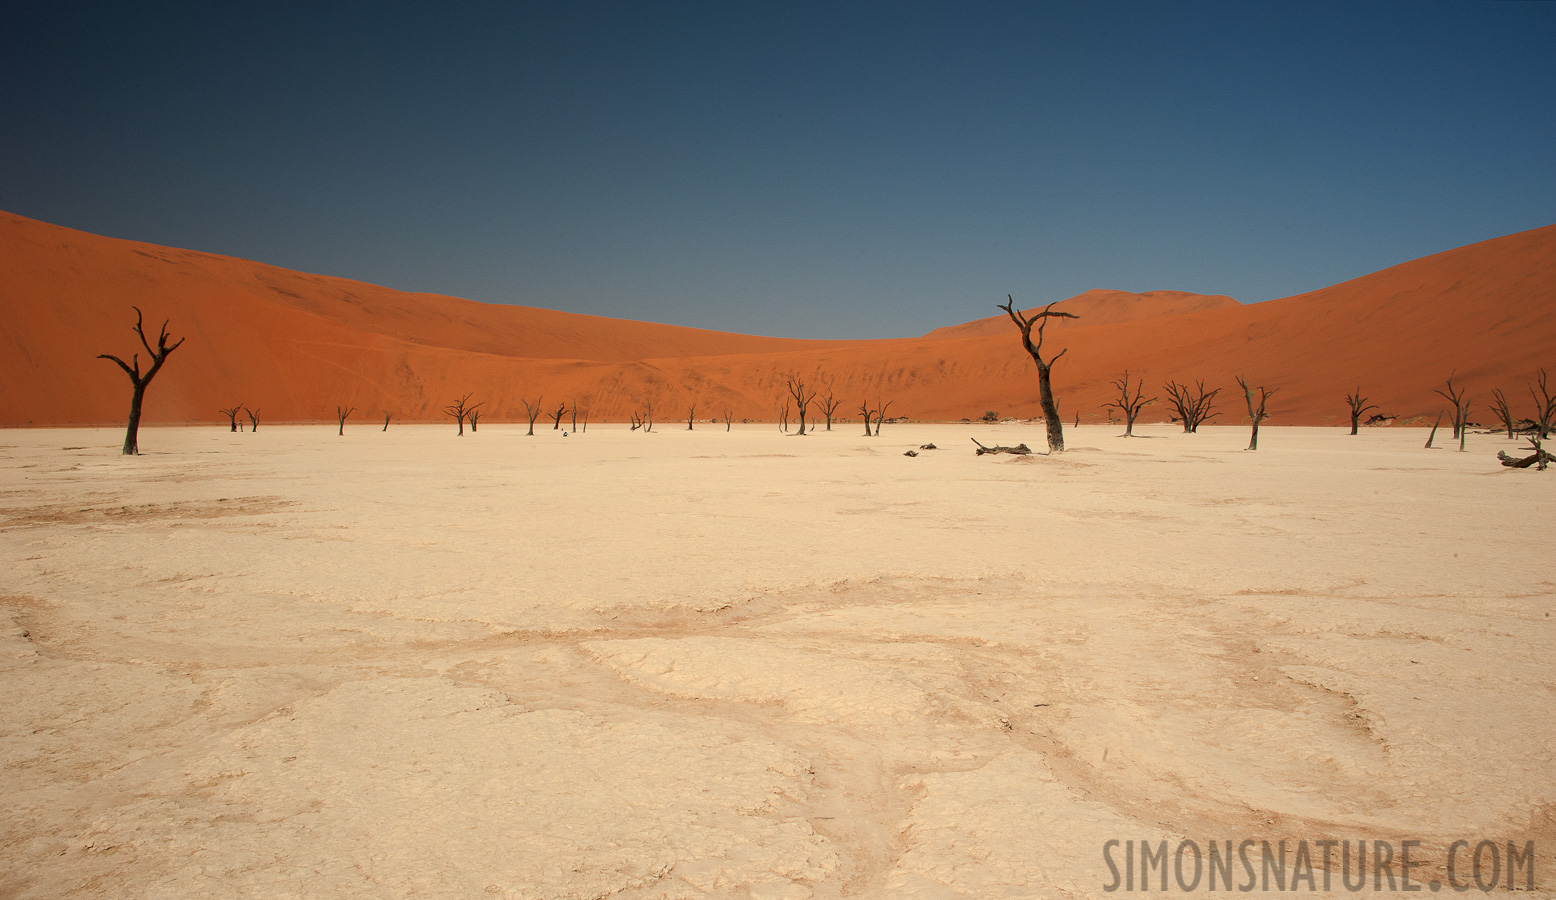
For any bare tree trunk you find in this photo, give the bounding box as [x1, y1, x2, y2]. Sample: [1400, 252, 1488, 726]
[1237, 376, 1276, 451]
[873, 399, 893, 436]
[244, 407, 259, 432]
[687, 404, 696, 430]
[383, 412, 391, 432]
[98, 307, 185, 456]
[1425, 411, 1444, 448]
[1435, 375, 1467, 439]
[860, 401, 873, 436]
[550, 403, 567, 430]
[337, 406, 355, 436]
[220, 406, 242, 432]
[998, 296, 1078, 453]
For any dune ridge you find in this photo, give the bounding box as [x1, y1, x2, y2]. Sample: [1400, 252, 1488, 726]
[2, 209, 1552, 427]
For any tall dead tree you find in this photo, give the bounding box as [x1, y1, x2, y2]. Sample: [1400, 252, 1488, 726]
[859, 400, 874, 436]
[1531, 369, 1554, 439]
[1106, 371, 1156, 437]
[1345, 389, 1378, 435]
[570, 402, 578, 433]
[336, 405, 355, 436]
[97, 307, 185, 455]
[1163, 380, 1219, 433]
[244, 406, 259, 433]
[686, 403, 697, 430]
[1489, 389, 1515, 439]
[521, 398, 543, 436]
[549, 403, 567, 430]
[786, 377, 815, 435]
[444, 394, 480, 436]
[1236, 376, 1277, 451]
[998, 296, 1078, 453]
[219, 405, 244, 432]
[1435, 375, 1469, 439]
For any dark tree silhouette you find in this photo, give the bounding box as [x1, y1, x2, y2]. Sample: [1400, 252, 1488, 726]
[1434, 375, 1470, 439]
[444, 394, 480, 436]
[521, 398, 543, 435]
[336, 405, 355, 436]
[998, 296, 1079, 453]
[244, 406, 259, 433]
[469, 408, 481, 432]
[778, 399, 790, 433]
[1489, 389, 1515, 439]
[97, 307, 185, 455]
[570, 401, 578, 433]
[1530, 369, 1554, 440]
[383, 411, 392, 432]
[1106, 371, 1156, 438]
[816, 387, 842, 431]
[686, 403, 697, 430]
[722, 406, 733, 432]
[1163, 380, 1219, 433]
[219, 405, 244, 432]
[1424, 411, 1445, 448]
[1345, 389, 1378, 435]
[859, 400, 873, 436]
[872, 398, 894, 436]
[785, 377, 815, 435]
[1236, 376, 1277, 451]
[549, 403, 567, 430]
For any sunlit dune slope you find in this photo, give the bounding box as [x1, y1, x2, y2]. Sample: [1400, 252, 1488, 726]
[2, 209, 1552, 427]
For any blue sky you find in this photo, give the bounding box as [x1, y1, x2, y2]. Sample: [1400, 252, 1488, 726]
[3, 2, 1553, 338]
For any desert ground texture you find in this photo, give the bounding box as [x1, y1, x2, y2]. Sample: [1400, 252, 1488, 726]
[2, 423, 1552, 899]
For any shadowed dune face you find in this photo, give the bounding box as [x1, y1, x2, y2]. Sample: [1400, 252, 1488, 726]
[2, 209, 1553, 427]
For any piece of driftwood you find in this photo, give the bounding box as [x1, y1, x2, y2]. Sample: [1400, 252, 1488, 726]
[1498, 438, 1552, 470]
[972, 438, 1031, 456]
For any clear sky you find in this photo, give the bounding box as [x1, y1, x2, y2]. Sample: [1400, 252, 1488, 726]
[3, 2, 1553, 339]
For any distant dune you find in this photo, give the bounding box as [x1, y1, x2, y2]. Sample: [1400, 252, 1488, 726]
[2, 209, 1552, 427]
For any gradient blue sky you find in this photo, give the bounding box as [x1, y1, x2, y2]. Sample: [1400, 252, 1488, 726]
[3, 2, 1553, 338]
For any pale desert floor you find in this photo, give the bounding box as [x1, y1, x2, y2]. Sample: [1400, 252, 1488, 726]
[1, 423, 1552, 899]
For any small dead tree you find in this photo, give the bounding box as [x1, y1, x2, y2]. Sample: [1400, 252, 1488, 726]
[686, 403, 697, 430]
[1489, 389, 1515, 439]
[444, 394, 480, 436]
[859, 400, 873, 436]
[1531, 369, 1555, 439]
[785, 377, 814, 435]
[778, 399, 790, 433]
[336, 405, 355, 436]
[1435, 375, 1469, 439]
[816, 388, 842, 431]
[722, 406, 733, 432]
[219, 405, 244, 432]
[872, 398, 894, 436]
[998, 295, 1080, 453]
[1162, 380, 1220, 433]
[1345, 389, 1378, 435]
[642, 401, 654, 433]
[549, 403, 567, 430]
[521, 398, 543, 435]
[469, 408, 482, 432]
[1236, 376, 1277, 451]
[1106, 370, 1156, 437]
[382, 411, 392, 431]
[244, 406, 259, 433]
[98, 307, 186, 455]
[1424, 411, 1444, 448]
[571, 402, 578, 433]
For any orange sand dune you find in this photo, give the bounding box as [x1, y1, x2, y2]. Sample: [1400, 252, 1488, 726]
[2, 209, 1552, 428]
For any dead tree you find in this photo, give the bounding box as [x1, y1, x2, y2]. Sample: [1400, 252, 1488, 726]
[1163, 380, 1219, 433]
[336, 405, 355, 436]
[1236, 376, 1277, 451]
[1345, 389, 1378, 435]
[1498, 436, 1553, 470]
[722, 406, 733, 432]
[244, 407, 259, 432]
[1425, 411, 1444, 448]
[786, 377, 815, 435]
[570, 402, 578, 433]
[859, 400, 873, 436]
[778, 399, 790, 433]
[998, 295, 1079, 453]
[97, 307, 186, 455]
[383, 412, 392, 431]
[1106, 370, 1156, 437]
[521, 398, 543, 436]
[579, 407, 589, 433]
[816, 388, 842, 431]
[872, 398, 894, 436]
[686, 403, 697, 430]
[548, 403, 567, 430]
[1531, 369, 1555, 439]
[642, 401, 654, 432]
[219, 405, 244, 432]
[469, 408, 481, 432]
[1489, 389, 1515, 439]
[1435, 375, 1469, 439]
[444, 394, 480, 436]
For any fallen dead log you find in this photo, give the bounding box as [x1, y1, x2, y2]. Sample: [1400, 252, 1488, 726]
[972, 438, 1031, 456]
[1497, 448, 1554, 469]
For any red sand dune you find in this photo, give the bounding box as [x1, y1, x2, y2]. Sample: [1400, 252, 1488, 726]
[2, 208, 1553, 429]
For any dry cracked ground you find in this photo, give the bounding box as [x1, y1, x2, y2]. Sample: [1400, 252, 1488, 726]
[1, 424, 1552, 899]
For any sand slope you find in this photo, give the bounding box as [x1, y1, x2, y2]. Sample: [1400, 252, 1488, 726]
[2, 209, 1553, 427]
